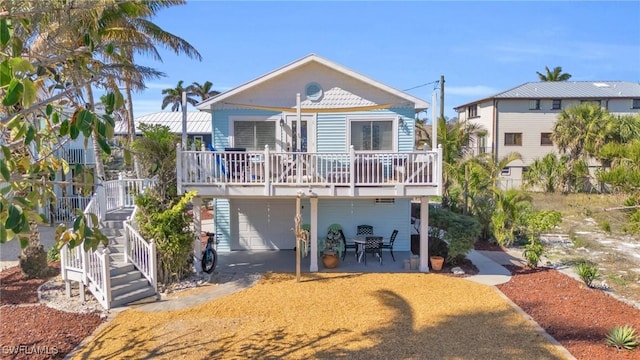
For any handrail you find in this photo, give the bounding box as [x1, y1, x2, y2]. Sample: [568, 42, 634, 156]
[123, 206, 157, 293]
[178, 147, 440, 188]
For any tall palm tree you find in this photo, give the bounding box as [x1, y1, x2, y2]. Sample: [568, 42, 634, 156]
[188, 81, 220, 102]
[523, 153, 565, 193]
[161, 80, 198, 111]
[536, 66, 572, 81]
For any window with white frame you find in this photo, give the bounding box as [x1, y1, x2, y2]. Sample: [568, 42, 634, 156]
[529, 99, 541, 110]
[350, 119, 393, 151]
[234, 121, 276, 151]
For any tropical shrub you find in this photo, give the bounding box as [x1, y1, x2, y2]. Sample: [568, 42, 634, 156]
[136, 190, 197, 284]
[522, 240, 545, 269]
[429, 206, 481, 263]
[575, 262, 599, 287]
[606, 325, 639, 350]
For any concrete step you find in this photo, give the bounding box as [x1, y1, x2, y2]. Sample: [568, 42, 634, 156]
[103, 220, 125, 230]
[105, 209, 133, 221]
[100, 228, 125, 237]
[110, 263, 135, 276]
[109, 236, 125, 245]
[110, 269, 142, 287]
[111, 278, 151, 298]
[110, 285, 157, 308]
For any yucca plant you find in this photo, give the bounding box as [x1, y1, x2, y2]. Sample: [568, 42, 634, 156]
[575, 262, 599, 287]
[606, 325, 639, 350]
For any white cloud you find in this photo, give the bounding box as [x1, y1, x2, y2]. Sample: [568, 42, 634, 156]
[144, 82, 175, 90]
[447, 85, 498, 96]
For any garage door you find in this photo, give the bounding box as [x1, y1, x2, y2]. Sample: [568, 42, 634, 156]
[234, 199, 296, 250]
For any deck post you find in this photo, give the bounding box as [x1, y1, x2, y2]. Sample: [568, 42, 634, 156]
[349, 145, 355, 195]
[309, 195, 319, 272]
[264, 145, 271, 196]
[419, 196, 430, 272]
[192, 197, 203, 273]
[176, 144, 183, 194]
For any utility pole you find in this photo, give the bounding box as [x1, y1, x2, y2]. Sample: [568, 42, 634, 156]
[439, 75, 445, 121]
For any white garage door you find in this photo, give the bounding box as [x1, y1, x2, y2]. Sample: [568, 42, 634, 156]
[233, 199, 296, 250]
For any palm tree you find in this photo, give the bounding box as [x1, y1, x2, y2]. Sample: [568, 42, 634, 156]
[552, 102, 610, 190]
[161, 80, 198, 111]
[537, 66, 572, 81]
[491, 188, 533, 246]
[188, 81, 220, 102]
[523, 153, 565, 193]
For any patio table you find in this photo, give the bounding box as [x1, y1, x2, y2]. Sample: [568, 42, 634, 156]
[352, 235, 383, 263]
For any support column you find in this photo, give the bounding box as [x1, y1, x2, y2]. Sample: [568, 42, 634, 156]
[192, 197, 203, 273]
[419, 196, 430, 272]
[310, 196, 319, 272]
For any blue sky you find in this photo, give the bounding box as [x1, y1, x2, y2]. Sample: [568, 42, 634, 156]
[132, 1, 640, 121]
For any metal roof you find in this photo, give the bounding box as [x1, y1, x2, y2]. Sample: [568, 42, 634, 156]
[114, 111, 211, 135]
[454, 81, 640, 110]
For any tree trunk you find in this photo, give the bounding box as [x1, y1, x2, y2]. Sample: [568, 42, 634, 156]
[125, 81, 143, 178]
[85, 85, 106, 181]
[19, 221, 56, 279]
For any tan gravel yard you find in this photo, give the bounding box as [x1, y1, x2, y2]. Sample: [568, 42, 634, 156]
[71, 273, 567, 359]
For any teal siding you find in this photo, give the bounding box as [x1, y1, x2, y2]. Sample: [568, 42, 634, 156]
[213, 198, 231, 252]
[211, 109, 278, 149]
[395, 107, 416, 152]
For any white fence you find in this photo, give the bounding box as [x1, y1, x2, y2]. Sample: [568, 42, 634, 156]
[60, 242, 111, 309]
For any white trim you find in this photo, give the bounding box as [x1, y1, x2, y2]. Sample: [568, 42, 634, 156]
[228, 115, 280, 150]
[347, 115, 398, 152]
[196, 54, 429, 111]
[282, 113, 317, 152]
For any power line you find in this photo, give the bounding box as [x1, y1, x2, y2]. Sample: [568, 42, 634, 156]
[403, 80, 440, 92]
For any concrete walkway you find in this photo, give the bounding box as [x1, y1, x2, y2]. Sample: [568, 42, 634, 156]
[465, 250, 514, 286]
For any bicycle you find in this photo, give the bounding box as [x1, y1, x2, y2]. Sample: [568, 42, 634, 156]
[202, 231, 218, 274]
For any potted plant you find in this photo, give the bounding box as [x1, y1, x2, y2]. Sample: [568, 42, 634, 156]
[428, 236, 448, 271]
[318, 224, 345, 269]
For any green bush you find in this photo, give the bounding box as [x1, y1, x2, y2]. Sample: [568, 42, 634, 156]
[606, 325, 639, 350]
[600, 220, 611, 233]
[428, 236, 449, 259]
[575, 262, 599, 287]
[522, 240, 545, 269]
[47, 245, 60, 262]
[429, 207, 481, 263]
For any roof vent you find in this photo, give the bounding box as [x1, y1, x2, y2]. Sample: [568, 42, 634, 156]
[593, 82, 610, 87]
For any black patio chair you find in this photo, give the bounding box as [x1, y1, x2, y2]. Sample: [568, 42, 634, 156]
[381, 229, 399, 262]
[357, 224, 373, 236]
[364, 236, 383, 265]
[340, 229, 357, 261]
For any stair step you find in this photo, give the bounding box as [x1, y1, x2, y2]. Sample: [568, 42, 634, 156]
[110, 270, 142, 287]
[110, 263, 135, 276]
[103, 221, 125, 229]
[109, 244, 124, 253]
[111, 278, 151, 298]
[110, 286, 157, 308]
[105, 210, 133, 221]
[101, 228, 125, 237]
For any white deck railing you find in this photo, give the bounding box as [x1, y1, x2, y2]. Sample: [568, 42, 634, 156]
[178, 145, 442, 190]
[123, 207, 157, 293]
[59, 174, 157, 309]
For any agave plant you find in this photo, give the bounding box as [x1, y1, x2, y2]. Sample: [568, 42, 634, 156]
[606, 325, 639, 350]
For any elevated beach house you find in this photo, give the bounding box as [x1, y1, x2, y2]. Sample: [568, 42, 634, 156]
[178, 54, 442, 272]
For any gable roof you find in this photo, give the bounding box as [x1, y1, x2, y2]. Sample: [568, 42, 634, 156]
[454, 81, 640, 110]
[196, 53, 429, 111]
[114, 111, 211, 135]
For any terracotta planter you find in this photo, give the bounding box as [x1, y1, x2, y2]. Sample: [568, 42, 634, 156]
[322, 251, 339, 269]
[430, 256, 445, 271]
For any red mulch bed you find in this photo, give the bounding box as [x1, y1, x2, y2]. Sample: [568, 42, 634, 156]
[0, 264, 104, 360]
[3, 253, 640, 359]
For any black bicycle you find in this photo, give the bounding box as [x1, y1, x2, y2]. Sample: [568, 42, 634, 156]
[202, 231, 218, 274]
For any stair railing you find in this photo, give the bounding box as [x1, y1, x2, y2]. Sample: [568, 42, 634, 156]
[123, 206, 158, 293]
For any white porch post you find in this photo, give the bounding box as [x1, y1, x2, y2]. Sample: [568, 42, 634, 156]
[419, 196, 430, 272]
[192, 197, 203, 273]
[309, 196, 319, 272]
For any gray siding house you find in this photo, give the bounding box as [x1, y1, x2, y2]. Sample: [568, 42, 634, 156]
[454, 81, 640, 189]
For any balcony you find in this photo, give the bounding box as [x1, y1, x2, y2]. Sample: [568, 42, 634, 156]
[56, 147, 96, 165]
[177, 146, 442, 198]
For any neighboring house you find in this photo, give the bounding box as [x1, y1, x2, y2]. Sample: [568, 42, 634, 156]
[114, 111, 213, 148]
[454, 81, 640, 189]
[178, 54, 442, 272]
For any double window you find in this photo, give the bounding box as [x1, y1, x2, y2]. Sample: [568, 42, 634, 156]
[234, 121, 276, 151]
[350, 119, 394, 151]
[504, 132, 522, 146]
